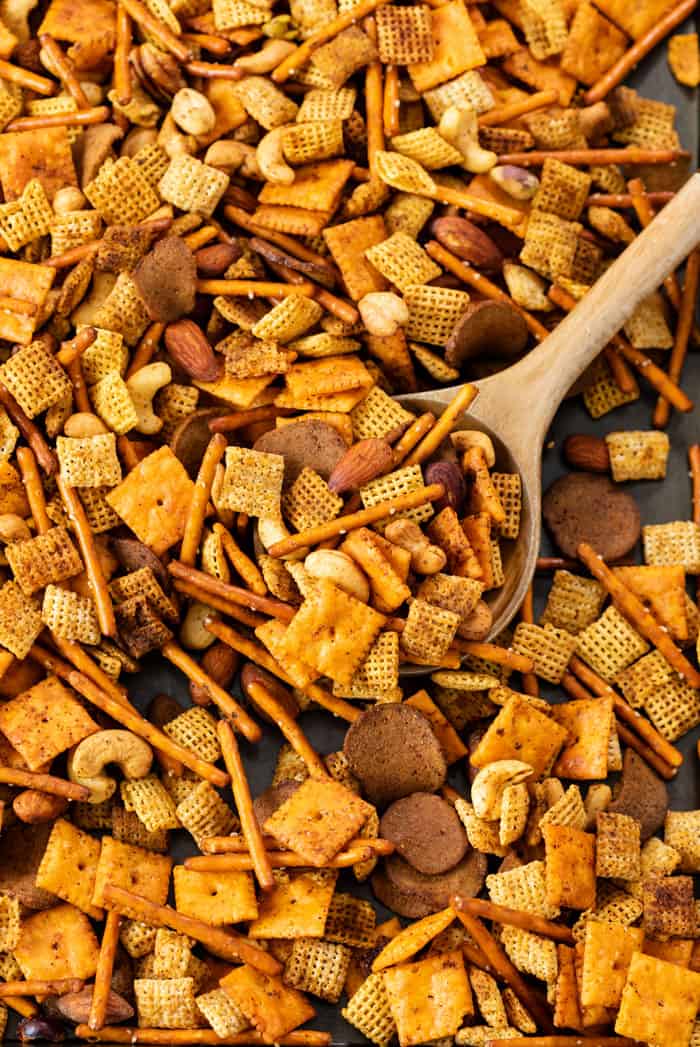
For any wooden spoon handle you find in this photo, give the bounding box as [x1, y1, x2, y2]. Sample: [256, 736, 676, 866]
[470, 171, 700, 450]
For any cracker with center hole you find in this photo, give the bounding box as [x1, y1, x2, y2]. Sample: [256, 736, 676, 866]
[576, 605, 649, 681]
[15, 903, 99, 981]
[35, 817, 102, 919]
[249, 870, 337, 939]
[542, 823, 596, 910]
[0, 675, 98, 771]
[106, 446, 196, 555]
[196, 988, 250, 1038]
[93, 835, 172, 909]
[643, 875, 696, 940]
[134, 976, 200, 1029]
[596, 811, 641, 880]
[256, 618, 319, 690]
[615, 953, 700, 1047]
[384, 950, 472, 1046]
[220, 964, 316, 1041]
[264, 776, 373, 866]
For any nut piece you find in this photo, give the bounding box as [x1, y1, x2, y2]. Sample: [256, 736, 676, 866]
[204, 140, 262, 178]
[64, 412, 109, 438]
[53, 187, 87, 213]
[57, 987, 134, 1025]
[126, 361, 172, 435]
[136, 42, 186, 100]
[68, 729, 153, 804]
[256, 127, 295, 185]
[304, 549, 370, 603]
[164, 319, 222, 382]
[424, 461, 466, 515]
[13, 790, 69, 824]
[234, 38, 296, 73]
[471, 759, 534, 820]
[563, 434, 611, 473]
[385, 518, 446, 574]
[584, 782, 612, 830]
[327, 438, 394, 494]
[358, 292, 409, 337]
[0, 514, 32, 544]
[195, 243, 241, 277]
[430, 216, 503, 272]
[489, 165, 540, 201]
[439, 105, 497, 173]
[258, 514, 309, 561]
[171, 87, 217, 136]
[190, 641, 240, 706]
[458, 599, 492, 640]
[180, 600, 218, 650]
[450, 430, 496, 468]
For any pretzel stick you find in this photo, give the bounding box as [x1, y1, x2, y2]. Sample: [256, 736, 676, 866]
[75, 1027, 331, 1045]
[196, 279, 316, 297]
[383, 63, 400, 137]
[0, 384, 57, 474]
[186, 845, 380, 871]
[67, 355, 91, 412]
[519, 586, 540, 696]
[363, 16, 384, 176]
[116, 435, 145, 472]
[568, 654, 683, 768]
[52, 636, 131, 706]
[6, 999, 38, 1019]
[209, 406, 293, 433]
[113, 3, 133, 105]
[265, 259, 359, 326]
[172, 579, 265, 629]
[46, 215, 173, 269]
[627, 178, 683, 309]
[452, 907, 555, 1033]
[450, 638, 533, 673]
[267, 483, 445, 557]
[561, 670, 596, 702]
[653, 248, 700, 428]
[431, 185, 526, 235]
[0, 765, 89, 800]
[184, 225, 218, 251]
[218, 720, 274, 891]
[6, 105, 110, 131]
[16, 446, 51, 534]
[0, 979, 84, 997]
[615, 718, 676, 780]
[496, 147, 689, 166]
[203, 835, 393, 855]
[182, 31, 232, 55]
[57, 476, 117, 639]
[37, 34, 89, 107]
[547, 285, 694, 411]
[184, 59, 244, 77]
[214, 522, 266, 596]
[585, 0, 696, 103]
[577, 541, 700, 688]
[102, 884, 279, 973]
[180, 433, 227, 567]
[126, 323, 164, 378]
[452, 896, 574, 944]
[392, 412, 436, 466]
[478, 89, 559, 127]
[204, 617, 360, 722]
[89, 911, 120, 1031]
[425, 241, 549, 341]
[271, 0, 391, 81]
[0, 58, 55, 94]
[402, 385, 478, 467]
[29, 643, 229, 786]
[602, 345, 636, 394]
[245, 678, 328, 779]
[169, 560, 295, 621]
[689, 445, 700, 600]
[223, 206, 339, 274]
[588, 190, 675, 207]
[161, 640, 261, 742]
[119, 0, 193, 60]
[56, 326, 97, 366]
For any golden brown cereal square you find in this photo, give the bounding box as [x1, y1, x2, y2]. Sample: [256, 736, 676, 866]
[158, 155, 229, 217]
[605, 430, 670, 481]
[14, 904, 99, 981]
[576, 605, 649, 680]
[218, 445, 284, 518]
[533, 158, 591, 221]
[614, 96, 678, 149]
[0, 128, 77, 203]
[176, 780, 238, 845]
[471, 694, 568, 777]
[376, 4, 434, 63]
[401, 598, 460, 665]
[106, 446, 195, 556]
[93, 273, 151, 349]
[583, 353, 640, 418]
[0, 581, 43, 659]
[542, 823, 596, 910]
[551, 696, 614, 780]
[56, 433, 122, 488]
[134, 976, 199, 1029]
[342, 971, 396, 1047]
[323, 216, 389, 302]
[297, 87, 356, 123]
[281, 578, 386, 686]
[0, 675, 97, 771]
[92, 835, 172, 909]
[152, 928, 191, 979]
[512, 622, 577, 683]
[109, 567, 178, 624]
[259, 159, 354, 214]
[284, 937, 352, 1002]
[324, 892, 376, 947]
[232, 74, 298, 127]
[42, 584, 101, 645]
[408, 0, 485, 93]
[540, 570, 606, 635]
[665, 810, 700, 872]
[596, 811, 640, 879]
[502, 926, 558, 982]
[283, 467, 343, 532]
[520, 208, 581, 281]
[0, 893, 20, 952]
[350, 386, 414, 441]
[251, 297, 323, 346]
[219, 332, 295, 379]
[112, 807, 169, 853]
[174, 865, 258, 925]
[196, 987, 249, 1037]
[163, 706, 220, 763]
[643, 876, 696, 940]
[643, 520, 700, 572]
[85, 157, 159, 225]
[335, 631, 400, 699]
[384, 950, 473, 1046]
[36, 818, 102, 918]
[249, 870, 337, 939]
[220, 964, 316, 1041]
[468, 966, 507, 1028]
[365, 232, 441, 294]
[615, 953, 700, 1047]
[0, 339, 72, 418]
[310, 26, 377, 89]
[361, 464, 434, 532]
[391, 127, 463, 170]
[0, 179, 53, 252]
[487, 859, 558, 918]
[264, 776, 373, 866]
[115, 595, 173, 659]
[668, 33, 700, 86]
[581, 920, 643, 1008]
[519, 0, 567, 58]
[80, 327, 128, 384]
[623, 292, 673, 348]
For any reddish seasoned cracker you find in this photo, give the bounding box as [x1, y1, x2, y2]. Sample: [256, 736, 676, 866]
[581, 921, 644, 1009]
[249, 870, 337, 939]
[35, 818, 102, 919]
[593, 0, 678, 38]
[0, 128, 77, 202]
[0, 258, 55, 345]
[615, 953, 700, 1047]
[502, 47, 577, 105]
[106, 446, 195, 556]
[614, 564, 688, 642]
[39, 0, 115, 50]
[552, 696, 614, 780]
[542, 823, 596, 911]
[220, 965, 315, 1041]
[383, 951, 472, 1046]
[173, 866, 258, 925]
[264, 777, 374, 867]
[470, 693, 568, 777]
[258, 160, 355, 213]
[323, 216, 390, 302]
[92, 836, 172, 909]
[408, 0, 485, 93]
[15, 904, 100, 981]
[0, 676, 98, 772]
[560, 2, 628, 84]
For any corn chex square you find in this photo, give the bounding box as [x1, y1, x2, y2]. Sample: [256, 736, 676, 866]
[158, 155, 229, 217]
[335, 630, 400, 698]
[284, 938, 351, 1002]
[41, 584, 100, 645]
[376, 5, 434, 63]
[502, 925, 558, 983]
[596, 811, 640, 879]
[623, 291, 674, 348]
[361, 464, 433, 531]
[533, 158, 591, 221]
[576, 606, 649, 680]
[342, 971, 396, 1047]
[252, 296, 323, 344]
[219, 445, 284, 517]
[282, 467, 343, 533]
[365, 232, 441, 293]
[196, 988, 249, 1037]
[605, 430, 670, 481]
[135, 977, 199, 1029]
[93, 272, 151, 347]
[401, 598, 460, 664]
[540, 570, 606, 635]
[85, 157, 159, 225]
[176, 780, 238, 845]
[643, 875, 696, 940]
[121, 776, 180, 833]
[643, 520, 700, 572]
[643, 674, 700, 741]
[487, 860, 559, 919]
[56, 433, 122, 488]
[404, 284, 471, 346]
[6, 526, 82, 596]
[0, 179, 53, 251]
[0, 340, 72, 418]
[583, 354, 640, 418]
[0, 580, 43, 658]
[112, 807, 168, 853]
[350, 386, 414, 440]
[324, 892, 376, 947]
[512, 621, 577, 683]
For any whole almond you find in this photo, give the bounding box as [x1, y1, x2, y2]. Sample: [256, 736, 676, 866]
[424, 461, 466, 514]
[190, 642, 240, 706]
[430, 216, 503, 272]
[563, 434, 611, 473]
[195, 242, 241, 277]
[327, 438, 395, 493]
[164, 319, 222, 382]
[13, 790, 69, 824]
[57, 988, 134, 1025]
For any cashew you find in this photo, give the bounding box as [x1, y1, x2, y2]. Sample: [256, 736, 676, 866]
[64, 412, 109, 438]
[180, 600, 219, 650]
[471, 760, 534, 820]
[157, 112, 196, 159]
[204, 140, 262, 179]
[121, 127, 159, 157]
[584, 783, 612, 830]
[53, 187, 87, 214]
[79, 82, 104, 106]
[234, 38, 296, 74]
[0, 514, 31, 544]
[450, 430, 496, 467]
[256, 128, 295, 186]
[358, 292, 409, 337]
[439, 105, 497, 174]
[304, 549, 370, 603]
[68, 730, 153, 804]
[384, 519, 446, 574]
[258, 515, 308, 561]
[171, 88, 217, 137]
[126, 363, 172, 435]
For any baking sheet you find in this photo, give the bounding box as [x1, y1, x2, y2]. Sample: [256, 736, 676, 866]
[7, 22, 700, 1045]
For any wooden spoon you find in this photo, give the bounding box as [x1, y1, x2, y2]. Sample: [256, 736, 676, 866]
[398, 172, 700, 642]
